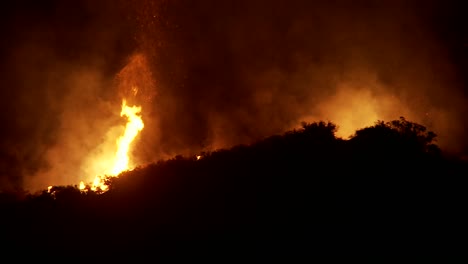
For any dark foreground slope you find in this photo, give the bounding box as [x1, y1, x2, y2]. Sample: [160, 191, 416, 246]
[0, 118, 466, 259]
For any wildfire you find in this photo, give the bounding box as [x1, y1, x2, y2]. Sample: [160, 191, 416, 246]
[41, 53, 152, 194]
[88, 99, 144, 192]
[79, 181, 85, 191]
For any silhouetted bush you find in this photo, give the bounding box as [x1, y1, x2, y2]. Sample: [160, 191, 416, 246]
[350, 117, 440, 161]
[0, 118, 465, 259]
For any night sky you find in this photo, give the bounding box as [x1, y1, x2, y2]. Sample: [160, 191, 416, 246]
[0, 0, 466, 191]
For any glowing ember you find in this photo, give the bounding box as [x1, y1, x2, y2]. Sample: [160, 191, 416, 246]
[88, 99, 144, 192]
[196, 155, 202, 160]
[79, 181, 85, 190]
[90, 175, 108, 192]
[47, 186, 52, 193]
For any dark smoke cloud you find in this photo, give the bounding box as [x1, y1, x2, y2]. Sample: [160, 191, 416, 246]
[135, 0, 468, 160]
[0, 0, 137, 190]
[0, 0, 466, 191]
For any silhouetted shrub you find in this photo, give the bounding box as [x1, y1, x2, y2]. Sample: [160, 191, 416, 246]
[0, 118, 465, 258]
[350, 117, 440, 160]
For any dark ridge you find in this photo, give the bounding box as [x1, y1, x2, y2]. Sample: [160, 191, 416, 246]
[0, 117, 466, 259]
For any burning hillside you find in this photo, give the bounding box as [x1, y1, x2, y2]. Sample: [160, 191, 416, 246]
[1, 118, 466, 259]
[0, 0, 466, 194]
[79, 98, 144, 192]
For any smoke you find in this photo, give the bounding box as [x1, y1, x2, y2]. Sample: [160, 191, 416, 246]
[0, 0, 136, 191]
[135, 0, 467, 159]
[0, 0, 466, 191]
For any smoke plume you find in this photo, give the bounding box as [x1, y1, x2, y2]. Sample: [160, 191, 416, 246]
[135, 0, 467, 158]
[0, 0, 466, 191]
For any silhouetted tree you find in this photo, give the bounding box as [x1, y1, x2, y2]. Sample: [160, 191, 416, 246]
[387, 117, 439, 155]
[0, 117, 465, 258]
[349, 117, 440, 160]
[300, 120, 337, 141]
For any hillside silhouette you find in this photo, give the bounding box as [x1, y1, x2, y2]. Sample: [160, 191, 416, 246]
[0, 117, 466, 259]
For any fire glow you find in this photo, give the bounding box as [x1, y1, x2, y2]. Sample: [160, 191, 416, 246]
[80, 99, 144, 192]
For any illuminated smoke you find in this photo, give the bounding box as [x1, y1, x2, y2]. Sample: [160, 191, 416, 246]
[1, 0, 466, 192]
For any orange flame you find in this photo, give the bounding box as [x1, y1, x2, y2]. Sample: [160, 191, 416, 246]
[46, 54, 150, 193]
[88, 99, 144, 192]
[111, 100, 144, 174]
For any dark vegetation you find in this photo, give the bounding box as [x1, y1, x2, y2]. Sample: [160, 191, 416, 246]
[0, 117, 466, 259]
